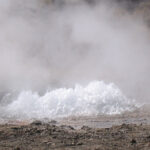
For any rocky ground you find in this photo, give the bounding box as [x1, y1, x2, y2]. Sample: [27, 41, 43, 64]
[0, 107, 150, 150]
[0, 120, 150, 150]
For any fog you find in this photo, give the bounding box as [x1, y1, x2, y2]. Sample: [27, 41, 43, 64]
[0, 0, 150, 103]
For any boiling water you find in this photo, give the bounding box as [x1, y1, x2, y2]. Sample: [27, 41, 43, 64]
[0, 81, 139, 120]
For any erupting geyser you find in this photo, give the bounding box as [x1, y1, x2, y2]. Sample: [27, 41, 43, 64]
[0, 0, 150, 121]
[1, 81, 139, 120]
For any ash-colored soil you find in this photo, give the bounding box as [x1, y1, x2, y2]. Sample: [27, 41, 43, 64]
[0, 120, 150, 150]
[0, 107, 150, 150]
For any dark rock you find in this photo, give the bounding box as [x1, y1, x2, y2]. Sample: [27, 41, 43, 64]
[81, 126, 91, 130]
[147, 135, 150, 138]
[14, 147, 21, 150]
[49, 120, 57, 124]
[30, 121, 42, 126]
[131, 139, 137, 144]
[60, 125, 74, 130]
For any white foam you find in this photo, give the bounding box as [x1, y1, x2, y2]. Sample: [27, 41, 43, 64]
[2, 81, 138, 119]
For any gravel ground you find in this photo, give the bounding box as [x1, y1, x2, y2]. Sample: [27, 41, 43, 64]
[1, 114, 150, 150]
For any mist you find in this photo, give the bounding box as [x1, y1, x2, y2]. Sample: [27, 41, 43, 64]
[0, 0, 150, 103]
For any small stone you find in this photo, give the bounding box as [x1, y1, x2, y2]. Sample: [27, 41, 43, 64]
[49, 120, 57, 124]
[131, 139, 136, 144]
[147, 135, 150, 138]
[77, 142, 83, 145]
[81, 126, 91, 130]
[14, 147, 21, 150]
[30, 120, 42, 126]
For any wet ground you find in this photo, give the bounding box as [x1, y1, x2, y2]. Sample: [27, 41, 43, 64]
[58, 108, 150, 129]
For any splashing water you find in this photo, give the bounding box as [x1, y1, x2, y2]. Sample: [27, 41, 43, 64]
[1, 81, 139, 120]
